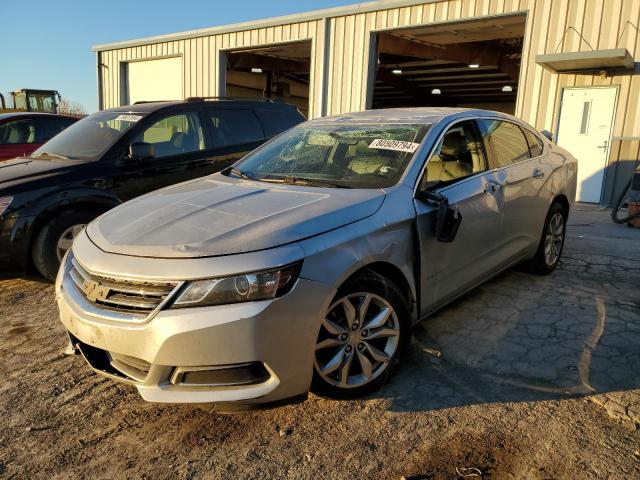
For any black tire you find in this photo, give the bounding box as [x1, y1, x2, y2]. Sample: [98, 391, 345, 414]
[526, 202, 567, 275]
[32, 210, 98, 281]
[310, 271, 411, 399]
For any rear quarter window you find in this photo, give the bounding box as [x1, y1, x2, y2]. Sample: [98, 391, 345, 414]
[255, 108, 304, 138]
[522, 128, 544, 157]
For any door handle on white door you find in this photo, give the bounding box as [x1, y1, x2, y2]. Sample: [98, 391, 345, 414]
[532, 168, 545, 179]
[596, 140, 609, 150]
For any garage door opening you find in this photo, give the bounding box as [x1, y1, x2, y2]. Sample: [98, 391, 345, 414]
[224, 41, 311, 117]
[370, 15, 526, 114]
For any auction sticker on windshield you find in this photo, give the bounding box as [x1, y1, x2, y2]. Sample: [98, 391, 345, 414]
[369, 139, 420, 153]
[114, 114, 143, 122]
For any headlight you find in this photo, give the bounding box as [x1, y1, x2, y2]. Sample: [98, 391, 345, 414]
[0, 196, 13, 216]
[169, 262, 302, 309]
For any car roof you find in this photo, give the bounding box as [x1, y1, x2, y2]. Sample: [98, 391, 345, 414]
[306, 107, 516, 126]
[103, 98, 298, 115]
[0, 112, 79, 121]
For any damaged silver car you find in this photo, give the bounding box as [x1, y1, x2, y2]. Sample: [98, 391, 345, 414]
[56, 108, 577, 411]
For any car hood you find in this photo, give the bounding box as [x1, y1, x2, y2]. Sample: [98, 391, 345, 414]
[0, 157, 87, 190]
[87, 175, 386, 258]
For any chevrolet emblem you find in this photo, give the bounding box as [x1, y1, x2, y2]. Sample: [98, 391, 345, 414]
[82, 280, 110, 302]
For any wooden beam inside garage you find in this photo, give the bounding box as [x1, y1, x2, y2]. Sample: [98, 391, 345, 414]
[377, 32, 519, 81]
[227, 52, 310, 73]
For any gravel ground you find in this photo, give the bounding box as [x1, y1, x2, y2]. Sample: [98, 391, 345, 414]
[1, 205, 639, 479]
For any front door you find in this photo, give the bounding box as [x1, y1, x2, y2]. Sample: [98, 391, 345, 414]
[556, 86, 617, 203]
[414, 120, 505, 315]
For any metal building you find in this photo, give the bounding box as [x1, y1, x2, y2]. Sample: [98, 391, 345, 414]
[93, 0, 640, 205]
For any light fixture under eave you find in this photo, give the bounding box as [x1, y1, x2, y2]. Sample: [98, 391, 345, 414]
[392, 69, 402, 75]
[502, 85, 513, 92]
[251, 67, 263, 73]
[431, 88, 441, 95]
[468, 64, 480, 68]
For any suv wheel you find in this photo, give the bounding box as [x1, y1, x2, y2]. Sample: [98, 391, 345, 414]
[311, 272, 410, 399]
[526, 202, 567, 275]
[32, 210, 97, 281]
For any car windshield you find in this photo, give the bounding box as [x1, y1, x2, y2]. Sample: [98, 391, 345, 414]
[230, 123, 430, 189]
[31, 111, 146, 160]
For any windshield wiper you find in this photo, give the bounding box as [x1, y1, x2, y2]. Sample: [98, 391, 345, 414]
[32, 152, 70, 160]
[226, 166, 253, 180]
[257, 176, 352, 188]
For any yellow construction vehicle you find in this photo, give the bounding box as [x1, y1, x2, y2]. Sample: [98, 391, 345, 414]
[0, 89, 61, 114]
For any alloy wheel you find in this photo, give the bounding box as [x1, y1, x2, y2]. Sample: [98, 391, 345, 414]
[544, 212, 564, 266]
[314, 292, 400, 389]
[56, 224, 85, 261]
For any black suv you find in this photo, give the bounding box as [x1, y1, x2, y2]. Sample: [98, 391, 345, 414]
[0, 98, 304, 280]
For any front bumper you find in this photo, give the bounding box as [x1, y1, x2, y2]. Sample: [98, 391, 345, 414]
[57, 260, 333, 407]
[0, 215, 33, 273]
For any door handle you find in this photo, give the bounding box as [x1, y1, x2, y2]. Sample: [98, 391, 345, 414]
[484, 182, 502, 195]
[596, 140, 609, 150]
[532, 168, 545, 179]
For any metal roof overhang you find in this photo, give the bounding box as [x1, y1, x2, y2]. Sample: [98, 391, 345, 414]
[92, 0, 518, 52]
[536, 48, 635, 73]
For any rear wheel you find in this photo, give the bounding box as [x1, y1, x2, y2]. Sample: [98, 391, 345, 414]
[311, 272, 410, 399]
[32, 210, 97, 281]
[526, 202, 567, 275]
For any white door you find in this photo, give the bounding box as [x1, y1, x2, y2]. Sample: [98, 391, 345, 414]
[126, 57, 183, 105]
[556, 87, 617, 203]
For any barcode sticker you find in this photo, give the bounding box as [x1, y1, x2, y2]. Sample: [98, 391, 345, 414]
[115, 114, 143, 122]
[368, 139, 420, 153]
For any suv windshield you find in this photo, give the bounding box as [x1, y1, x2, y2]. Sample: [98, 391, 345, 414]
[231, 123, 430, 189]
[32, 111, 146, 160]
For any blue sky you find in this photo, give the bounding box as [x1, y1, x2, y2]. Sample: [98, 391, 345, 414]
[0, 0, 355, 113]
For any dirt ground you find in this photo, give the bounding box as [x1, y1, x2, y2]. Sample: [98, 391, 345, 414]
[1, 205, 639, 479]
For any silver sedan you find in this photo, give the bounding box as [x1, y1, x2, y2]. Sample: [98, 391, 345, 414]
[56, 108, 577, 411]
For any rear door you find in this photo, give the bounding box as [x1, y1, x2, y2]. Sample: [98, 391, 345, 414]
[478, 119, 549, 262]
[414, 119, 505, 315]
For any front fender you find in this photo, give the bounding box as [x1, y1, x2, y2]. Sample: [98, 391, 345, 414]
[21, 186, 122, 219]
[297, 187, 418, 321]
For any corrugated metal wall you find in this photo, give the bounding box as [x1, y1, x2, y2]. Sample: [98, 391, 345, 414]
[99, 19, 325, 117]
[97, 0, 640, 204]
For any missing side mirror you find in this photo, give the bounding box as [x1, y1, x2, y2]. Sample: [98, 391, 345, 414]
[416, 190, 462, 243]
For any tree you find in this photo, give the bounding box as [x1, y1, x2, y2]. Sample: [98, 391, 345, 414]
[58, 98, 86, 117]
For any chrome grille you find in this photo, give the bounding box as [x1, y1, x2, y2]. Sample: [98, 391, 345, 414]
[68, 256, 178, 317]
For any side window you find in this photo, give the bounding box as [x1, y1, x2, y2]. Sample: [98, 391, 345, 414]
[479, 120, 530, 168]
[422, 121, 487, 187]
[255, 109, 302, 138]
[522, 128, 544, 157]
[31, 117, 71, 143]
[0, 119, 36, 144]
[133, 111, 205, 159]
[207, 109, 264, 148]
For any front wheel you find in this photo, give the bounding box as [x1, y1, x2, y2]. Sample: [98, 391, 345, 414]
[526, 202, 567, 275]
[311, 272, 410, 399]
[32, 210, 97, 281]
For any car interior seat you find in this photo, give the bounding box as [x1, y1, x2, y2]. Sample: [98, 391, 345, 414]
[8, 123, 29, 144]
[426, 131, 474, 182]
[27, 125, 36, 143]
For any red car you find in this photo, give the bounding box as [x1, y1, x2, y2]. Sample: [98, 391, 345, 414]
[0, 112, 79, 161]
